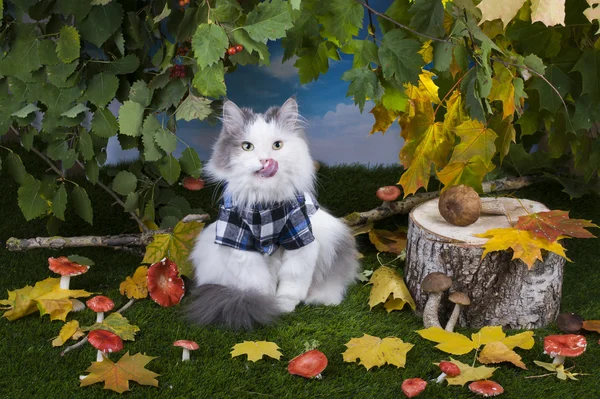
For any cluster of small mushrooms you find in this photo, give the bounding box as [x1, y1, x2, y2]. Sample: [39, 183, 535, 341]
[420, 272, 470, 332]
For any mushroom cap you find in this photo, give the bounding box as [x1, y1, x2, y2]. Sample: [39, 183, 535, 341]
[173, 340, 199, 350]
[421, 272, 452, 293]
[288, 349, 328, 378]
[147, 258, 185, 307]
[182, 177, 205, 191]
[88, 329, 123, 353]
[376, 186, 402, 202]
[469, 380, 504, 396]
[48, 256, 90, 276]
[401, 378, 427, 398]
[556, 312, 583, 334]
[448, 292, 471, 306]
[544, 334, 587, 357]
[439, 361, 461, 377]
[86, 296, 115, 313]
[438, 185, 481, 226]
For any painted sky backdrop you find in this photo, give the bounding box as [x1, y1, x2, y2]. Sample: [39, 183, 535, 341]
[107, 0, 404, 166]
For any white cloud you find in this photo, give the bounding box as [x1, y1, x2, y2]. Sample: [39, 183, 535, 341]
[260, 54, 298, 81]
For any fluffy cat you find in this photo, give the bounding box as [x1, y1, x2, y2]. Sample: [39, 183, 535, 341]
[187, 97, 359, 329]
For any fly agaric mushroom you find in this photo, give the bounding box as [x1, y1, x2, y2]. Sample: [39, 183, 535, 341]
[421, 272, 452, 328]
[173, 340, 199, 361]
[438, 185, 506, 226]
[556, 313, 584, 334]
[288, 349, 328, 379]
[435, 361, 461, 383]
[147, 258, 185, 307]
[469, 380, 504, 396]
[88, 329, 123, 362]
[544, 334, 587, 365]
[401, 378, 427, 397]
[48, 256, 90, 289]
[376, 186, 402, 207]
[445, 292, 471, 332]
[86, 296, 114, 323]
[182, 177, 205, 191]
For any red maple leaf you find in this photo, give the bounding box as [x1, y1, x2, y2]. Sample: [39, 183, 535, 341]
[515, 210, 598, 242]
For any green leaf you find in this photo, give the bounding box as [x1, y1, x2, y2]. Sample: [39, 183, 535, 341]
[179, 147, 202, 178]
[52, 184, 68, 221]
[92, 108, 119, 138]
[11, 104, 40, 118]
[295, 41, 329, 84]
[378, 30, 422, 86]
[20, 130, 35, 151]
[72, 186, 93, 224]
[142, 115, 163, 162]
[86, 73, 119, 108]
[530, 65, 574, 113]
[342, 39, 379, 69]
[114, 30, 125, 56]
[38, 40, 60, 65]
[191, 24, 228, 69]
[118, 101, 145, 137]
[123, 192, 139, 212]
[320, 0, 363, 44]
[433, 41, 454, 72]
[461, 68, 486, 122]
[572, 50, 600, 103]
[100, 55, 140, 75]
[112, 171, 138, 196]
[231, 29, 270, 64]
[155, 129, 177, 154]
[176, 94, 212, 122]
[18, 174, 49, 221]
[79, 3, 124, 47]
[243, 0, 293, 43]
[85, 159, 100, 184]
[67, 255, 95, 266]
[516, 110, 541, 136]
[341, 67, 382, 112]
[379, 0, 411, 34]
[153, 3, 171, 24]
[5, 152, 27, 184]
[409, 0, 445, 38]
[168, 6, 208, 43]
[46, 60, 79, 88]
[61, 103, 89, 118]
[57, 0, 92, 22]
[212, 0, 243, 21]
[46, 141, 70, 161]
[56, 26, 80, 63]
[507, 21, 561, 59]
[158, 155, 181, 185]
[153, 79, 187, 109]
[129, 80, 152, 107]
[192, 62, 227, 98]
[78, 131, 95, 161]
[523, 54, 546, 75]
[381, 83, 408, 112]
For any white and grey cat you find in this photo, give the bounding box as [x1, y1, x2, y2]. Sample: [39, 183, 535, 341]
[187, 97, 359, 329]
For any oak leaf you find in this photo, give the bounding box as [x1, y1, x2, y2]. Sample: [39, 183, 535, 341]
[515, 210, 598, 242]
[368, 229, 407, 255]
[51, 320, 85, 347]
[80, 352, 159, 393]
[367, 266, 416, 311]
[231, 341, 282, 362]
[119, 266, 149, 299]
[443, 358, 497, 386]
[82, 313, 140, 341]
[477, 0, 565, 28]
[475, 227, 569, 268]
[342, 334, 414, 370]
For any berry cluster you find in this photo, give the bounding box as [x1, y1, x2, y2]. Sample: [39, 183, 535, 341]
[178, 0, 190, 7]
[177, 45, 189, 56]
[170, 65, 186, 79]
[226, 44, 244, 56]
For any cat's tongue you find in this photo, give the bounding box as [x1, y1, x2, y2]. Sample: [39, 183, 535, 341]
[259, 159, 278, 178]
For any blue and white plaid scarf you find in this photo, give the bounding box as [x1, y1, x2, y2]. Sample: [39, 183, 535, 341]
[214, 190, 319, 255]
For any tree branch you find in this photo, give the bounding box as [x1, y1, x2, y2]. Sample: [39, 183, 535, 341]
[10, 126, 63, 176]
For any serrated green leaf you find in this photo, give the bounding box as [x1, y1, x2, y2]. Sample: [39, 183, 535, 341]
[379, 0, 411, 34]
[18, 174, 49, 221]
[530, 65, 574, 113]
[572, 50, 600, 103]
[5, 152, 27, 184]
[381, 83, 408, 112]
[212, 0, 243, 21]
[38, 40, 60, 65]
[153, 79, 187, 109]
[114, 30, 125, 56]
[154, 129, 177, 154]
[77, 131, 94, 161]
[507, 21, 561, 59]
[179, 147, 202, 178]
[191, 24, 228, 69]
[86, 73, 119, 108]
[57, 0, 92, 21]
[192, 62, 226, 98]
[523, 54, 546, 75]
[295, 41, 329, 84]
[168, 6, 209, 43]
[153, 3, 171, 24]
[142, 116, 163, 162]
[46, 141, 70, 161]
[61, 103, 89, 118]
[56, 26, 80, 63]
[79, 3, 124, 47]
[243, 0, 293, 43]
[100, 54, 140, 75]
[461, 68, 486, 122]
[112, 171, 137, 196]
[281, 10, 319, 62]
[82, 312, 140, 341]
[342, 39, 379, 69]
[433, 41, 453, 72]
[409, 0, 445, 38]
[85, 159, 100, 184]
[158, 155, 181, 185]
[124, 192, 139, 212]
[129, 80, 152, 107]
[176, 94, 212, 122]
[20, 130, 35, 151]
[46, 60, 79, 88]
[118, 101, 145, 137]
[320, 0, 363, 44]
[341, 67, 381, 112]
[52, 184, 68, 220]
[11, 104, 40, 118]
[378, 30, 422, 86]
[92, 108, 119, 138]
[72, 186, 93, 224]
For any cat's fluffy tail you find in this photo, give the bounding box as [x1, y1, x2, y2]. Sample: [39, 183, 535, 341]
[186, 284, 281, 330]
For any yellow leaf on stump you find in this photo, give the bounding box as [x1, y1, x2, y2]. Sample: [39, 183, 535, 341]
[367, 266, 415, 311]
[231, 341, 282, 362]
[342, 334, 414, 370]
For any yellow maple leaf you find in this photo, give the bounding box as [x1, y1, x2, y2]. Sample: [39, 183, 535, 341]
[502, 331, 535, 350]
[442, 90, 468, 138]
[416, 327, 478, 355]
[80, 352, 159, 393]
[450, 119, 498, 166]
[342, 334, 414, 370]
[231, 341, 282, 362]
[443, 358, 497, 386]
[475, 227, 570, 268]
[369, 103, 399, 135]
[470, 326, 507, 347]
[437, 156, 495, 192]
[52, 320, 84, 347]
[119, 266, 149, 299]
[418, 70, 441, 104]
[477, 0, 565, 28]
[584, 1, 600, 33]
[478, 341, 527, 369]
[367, 266, 416, 311]
[418, 40, 433, 64]
[488, 62, 516, 120]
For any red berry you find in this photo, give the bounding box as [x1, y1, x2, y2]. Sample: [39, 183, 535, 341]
[182, 177, 205, 191]
[235, 44, 243, 52]
[227, 47, 237, 55]
[179, 0, 185, 6]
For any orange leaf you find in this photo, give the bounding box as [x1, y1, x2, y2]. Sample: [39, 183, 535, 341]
[582, 320, 600, 333]
[368, 229, 407, 255]
[80, 352, 159, 393]
[515, 210, 598, 242]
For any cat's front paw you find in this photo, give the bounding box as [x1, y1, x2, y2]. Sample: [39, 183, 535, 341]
[277, 295, 299, 313]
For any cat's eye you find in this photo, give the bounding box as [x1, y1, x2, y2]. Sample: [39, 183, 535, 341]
[272, 141, 283, 150]
[241, 141, 254, 151]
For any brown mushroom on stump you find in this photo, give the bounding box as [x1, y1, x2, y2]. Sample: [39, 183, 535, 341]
[173, 340, 199, 361]
[401, 378, 427, 397]
[556, 312, 584, 334]
[435, 361, 461, 383]
[543, 334, 587, 365]
[438, 185, 507, 226]
[88, 329, 123, 362]
[444, 292, 471, 332]
[48, 256, 90, 290]
[421, 272, 452, 328]
[86, 296, 114, 323]
[469, 380, 504, 396]
[376, 186, 402, 208]
[288, 349, 328, 379]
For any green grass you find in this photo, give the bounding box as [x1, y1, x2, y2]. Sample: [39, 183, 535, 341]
[1, 150, 600, 399]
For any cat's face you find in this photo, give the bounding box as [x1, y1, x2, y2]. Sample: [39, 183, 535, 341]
[206, 98, 316, 205]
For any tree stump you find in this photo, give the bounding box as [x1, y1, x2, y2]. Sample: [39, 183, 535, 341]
[404, 197, 565, 330]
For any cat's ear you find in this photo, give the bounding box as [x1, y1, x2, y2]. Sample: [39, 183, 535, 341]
[277, 97, 300, 131]
[221, 100, 245, 132]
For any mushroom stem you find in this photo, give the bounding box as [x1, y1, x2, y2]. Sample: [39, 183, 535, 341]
[96, 312, 105, 323]
[480, 199, 507, 216]
[445, 304, 462, 332]
[59, 275, 71, 290]
[552, 355, 566, 365]
[435, 372, 447, 383]
[423, 293, 442, 328]
[182, 348, 190, 361]
[96, 350, 104, 362]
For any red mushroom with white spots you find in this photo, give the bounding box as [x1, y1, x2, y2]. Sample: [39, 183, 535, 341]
[173, 340, 199, 361]
[86, 296, 114, 323]
[147, 258, 185, 307]
[48, 256, 90, 290]
[88, 329, 123, 362]
[544, 334, 587, 365]
[401, 378, 427, 397]
[469, 380, 504, 396]
[288, 349, 328, 379]
[435, 361, 461, 383]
